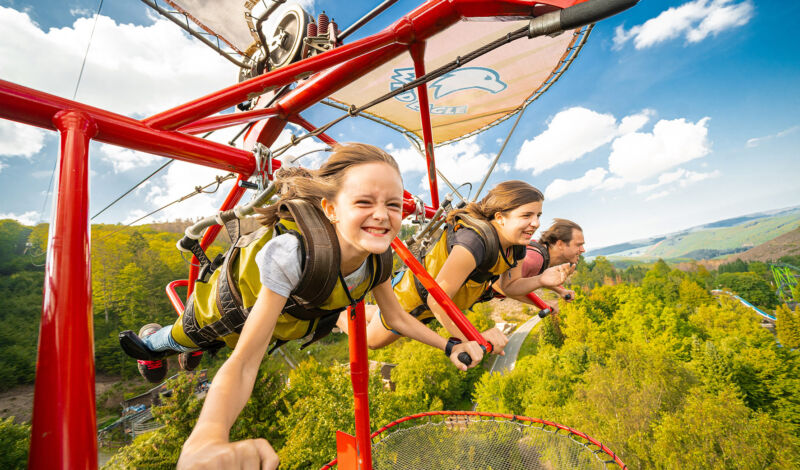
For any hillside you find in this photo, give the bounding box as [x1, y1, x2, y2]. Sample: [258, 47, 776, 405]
[586, 206, 800, 261]
[726, 227, 800, 263]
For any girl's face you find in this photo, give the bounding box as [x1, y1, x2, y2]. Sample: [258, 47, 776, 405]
[322, 162, 403, 259]
[494, 201, 542, 247]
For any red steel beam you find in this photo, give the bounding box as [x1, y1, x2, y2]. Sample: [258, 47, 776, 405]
[409, 42, 440, 208]
[29, 111, 97, 470]
[144, 28, 402, 131]
[0, 79, 256, 175]
[178, 106, 281, 135]
[391, 237, 491, 351]
[347, 301, 373, 469]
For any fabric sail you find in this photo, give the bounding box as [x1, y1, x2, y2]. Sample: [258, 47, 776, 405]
[329, 19, 585, 145]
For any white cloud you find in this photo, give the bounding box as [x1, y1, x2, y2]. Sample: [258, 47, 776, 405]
[608, 117, 711, 182]
[645, 190, 671, 201]
[0, 6, 234, 118]
[388, 137, 501, 194]
[614, 0, 753, 50]
[0, 161, 6, 172]
[515, 107, 618, 175]
[99, 144, 161, 173]
[0, 210, 40, 225]
[746, 125, 799, 148]
[636, 168, 719, 193]
[544, 167, 608, 200]
[0, 120, 48, 157]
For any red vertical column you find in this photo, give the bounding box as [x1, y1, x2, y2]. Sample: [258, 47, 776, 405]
[29, 111, 98, 470]
[347, 301, 373, 469]
[410, 42, 440, 208]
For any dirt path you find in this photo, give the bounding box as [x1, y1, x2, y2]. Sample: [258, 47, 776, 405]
[0, 374, 121, 423]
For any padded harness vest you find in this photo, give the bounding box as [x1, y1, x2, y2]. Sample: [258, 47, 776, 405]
[392, 214, 524, 321]
[174, 199, 393, 351]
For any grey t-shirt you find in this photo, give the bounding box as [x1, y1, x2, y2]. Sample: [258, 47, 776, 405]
[255, 233, 370, 298]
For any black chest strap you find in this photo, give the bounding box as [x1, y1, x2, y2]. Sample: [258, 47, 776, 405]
[528, 240, 550, 274]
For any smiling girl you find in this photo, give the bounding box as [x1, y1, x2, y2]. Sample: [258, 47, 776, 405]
[119, 143, 483, 469]
[349, 180, 573, 352]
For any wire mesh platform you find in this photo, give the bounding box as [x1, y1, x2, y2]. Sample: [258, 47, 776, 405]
[323, 411, 626, 470]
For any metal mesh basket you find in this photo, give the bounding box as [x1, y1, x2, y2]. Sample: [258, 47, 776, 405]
[323, 411, 626, 470]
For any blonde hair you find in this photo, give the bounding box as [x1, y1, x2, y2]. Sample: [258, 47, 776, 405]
[447, 180, 543, 223]
[255, 143, 401, 226]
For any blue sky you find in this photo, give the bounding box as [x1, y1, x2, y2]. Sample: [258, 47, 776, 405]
[0, 0, 798, 249]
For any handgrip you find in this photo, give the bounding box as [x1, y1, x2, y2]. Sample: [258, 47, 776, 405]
[560, 0, 639, 30]
[538, 308, 553, 318]
[564, 293, 573, 301]
[456, 344, 488, 366]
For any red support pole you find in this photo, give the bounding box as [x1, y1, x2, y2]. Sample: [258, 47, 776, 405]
[409, 42, 440, 208]
[29, 111, 97, 470]
[178, 107, 281, 135]
[347, 301, 373, 469]
[391, 237, 491, 351]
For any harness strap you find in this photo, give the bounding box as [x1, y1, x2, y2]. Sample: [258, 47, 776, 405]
[282, 200, 341, 306]
[528, 240, 550, 274]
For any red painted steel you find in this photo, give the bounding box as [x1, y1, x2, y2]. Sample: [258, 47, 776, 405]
[346, 302, 373, 469]
[0, 80, 255, 175]
[178, 106, 281, 134]
[288, 115, 338, 146]
[526, 292, 550, 310]
[410, 42, 440, 208]
[391, 237, 492, 351]
[335, 431, 358, 470]
[29, 111, 98, 470]
[144, 28, 401, 130]
[166, 280, 190, 315]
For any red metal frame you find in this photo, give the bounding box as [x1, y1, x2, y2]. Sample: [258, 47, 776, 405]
[29, 111, 97, 470]
[0, 2, 588, 469]
[166, 280, 190, 315]
[410, 42, 440, 208]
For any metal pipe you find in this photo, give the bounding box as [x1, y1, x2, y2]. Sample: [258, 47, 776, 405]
[144, 27, 401, 130]
[338, 0, 399, 42]
[178, 107, 281, 135]
[29, 111, 97, 470]
[391, 237, 491, 351]
[347, 301, 373, 469]
[166, 280, 190, 315]
[0, 79, 255, 175]
[410, 42, 440, 209]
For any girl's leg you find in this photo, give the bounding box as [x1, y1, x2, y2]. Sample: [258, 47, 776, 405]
[142, 325, 197, 353]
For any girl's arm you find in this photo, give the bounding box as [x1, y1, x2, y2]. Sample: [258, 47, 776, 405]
[424, 245, 508, 354]
[496, 263, 574, 297]
[373, 280, 484, 370]
[177, 286, 287, 470]
[425, 245, 477, 341]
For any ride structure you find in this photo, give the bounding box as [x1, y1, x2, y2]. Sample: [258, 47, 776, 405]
[0, 0, 638, 468]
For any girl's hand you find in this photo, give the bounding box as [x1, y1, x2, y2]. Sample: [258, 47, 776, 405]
[177, 434, 279, 470]
[546, 299, 560, 315]
[561, 289, 576, 302]
[481, 327, 508, 355]
[450, 341, 484, 371]
[539, 263, 574, 288]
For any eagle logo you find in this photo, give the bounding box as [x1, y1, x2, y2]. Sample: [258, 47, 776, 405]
[390, 67, 506, 115]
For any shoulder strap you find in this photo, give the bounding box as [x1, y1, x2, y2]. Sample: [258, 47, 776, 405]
[529, 240, 550, 273]
[281, 199, 341, 306]
[454, 214, 500, 274]
[371, 249, 394, 289]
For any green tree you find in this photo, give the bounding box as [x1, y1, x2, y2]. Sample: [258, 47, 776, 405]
[776, 304, 800, 349]
[650, 387, 800, 469]
[717, 271, 778, 308]
[0, 417, 30, 470]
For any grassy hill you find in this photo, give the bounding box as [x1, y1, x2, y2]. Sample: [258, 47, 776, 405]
[587, 206, 800, 261]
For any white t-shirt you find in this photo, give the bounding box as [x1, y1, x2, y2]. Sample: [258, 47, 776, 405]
[255, 233, 369, 298]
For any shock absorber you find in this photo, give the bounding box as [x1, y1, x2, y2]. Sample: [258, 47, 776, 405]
[307, 19, 317, 37]
[317, 11, 329, 36]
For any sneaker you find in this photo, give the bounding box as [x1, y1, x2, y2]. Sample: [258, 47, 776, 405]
[136, 324, 168, 383]
[178, 350, 203, 371]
